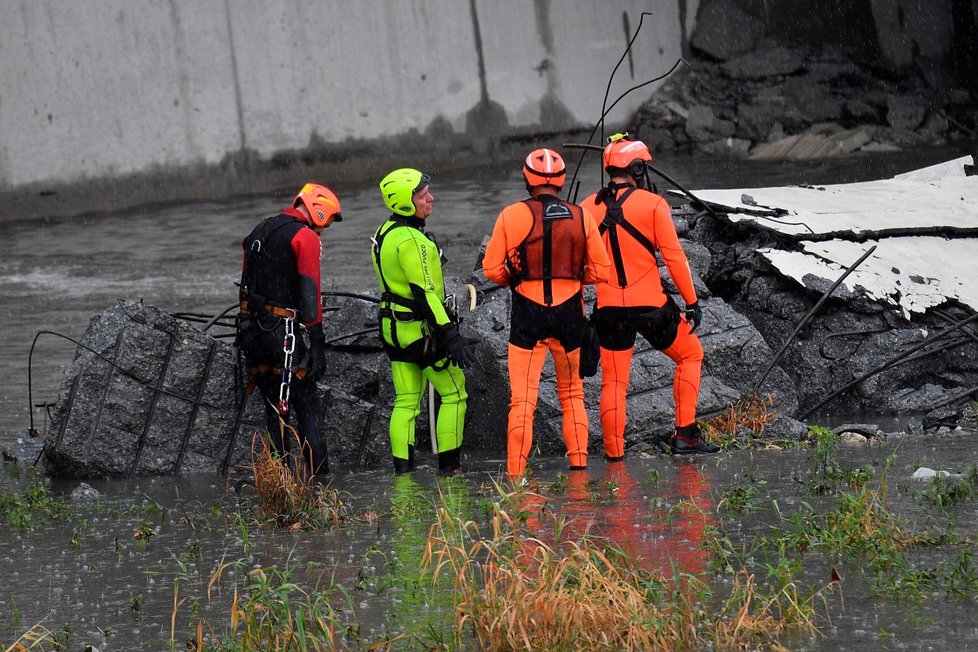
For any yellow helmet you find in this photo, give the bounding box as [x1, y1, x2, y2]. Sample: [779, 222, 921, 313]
[379, 168, 431, 216]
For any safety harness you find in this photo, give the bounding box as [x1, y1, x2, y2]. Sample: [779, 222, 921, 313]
[238, 213, 305, 414]
[596, 184, 658, 288]
[239, 213, 304, 316]
[508, 196, 586, 306]
[371, 217, 444, 367]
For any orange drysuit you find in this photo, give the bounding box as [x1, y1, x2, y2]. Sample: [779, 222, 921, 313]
[483, 193, 610, 477]
[579, 184, 703, 458]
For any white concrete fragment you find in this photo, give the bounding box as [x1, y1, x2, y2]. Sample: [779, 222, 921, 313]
[910, 467, 946, 480]
[676, 156, 978, 315]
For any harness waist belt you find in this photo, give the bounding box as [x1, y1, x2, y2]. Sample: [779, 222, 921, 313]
[239, 301, 297, 319]
[379, 307, 418, 322]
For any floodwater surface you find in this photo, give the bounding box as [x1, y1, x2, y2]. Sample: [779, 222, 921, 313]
[2, 436, 977, 649]
[2, 144, 977, 649]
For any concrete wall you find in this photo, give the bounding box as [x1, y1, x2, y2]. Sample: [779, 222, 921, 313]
[0, 1, 697, 195]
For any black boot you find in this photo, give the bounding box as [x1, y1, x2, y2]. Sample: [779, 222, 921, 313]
[393, 457, 412, 474]
[437, 447, 462, 476]
[393, 445, 416, 475]
[670, 423, 720, 455]
[308, 435, 329, 477]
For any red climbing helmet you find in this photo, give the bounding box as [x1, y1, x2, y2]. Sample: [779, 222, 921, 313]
[602, 133, 653, 173]
[293, 183, 342, 228]
[523, 148, 566, 189]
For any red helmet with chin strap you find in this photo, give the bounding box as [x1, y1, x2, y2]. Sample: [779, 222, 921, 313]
[603, 133, 653, 175]
[523, 148, 566, 189]
[293, 183, 342, 228]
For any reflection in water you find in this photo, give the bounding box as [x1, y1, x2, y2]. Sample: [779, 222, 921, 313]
[2, 439, 978, 648]
[383, 473, 473, 637]
[517, 459, 714, 578]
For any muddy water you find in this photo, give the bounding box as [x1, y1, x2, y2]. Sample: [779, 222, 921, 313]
[1, 436, 977, 649]
[1, 144, 977, 648]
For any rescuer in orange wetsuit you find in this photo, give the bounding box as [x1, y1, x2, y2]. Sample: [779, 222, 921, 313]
[483, 148, 611, 478]
[580, 134, 719, 456]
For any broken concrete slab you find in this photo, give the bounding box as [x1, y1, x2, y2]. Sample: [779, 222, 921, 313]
[676, 155, 978, 316]
[672, 155, 978, 420]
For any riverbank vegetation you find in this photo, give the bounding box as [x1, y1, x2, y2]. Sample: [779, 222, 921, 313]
[3, 426, 978, 650]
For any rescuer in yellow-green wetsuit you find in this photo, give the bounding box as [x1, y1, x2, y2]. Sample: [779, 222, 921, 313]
[371, 168, 479, 475]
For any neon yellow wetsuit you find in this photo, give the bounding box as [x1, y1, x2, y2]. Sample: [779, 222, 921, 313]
[371, 214, 467, 473]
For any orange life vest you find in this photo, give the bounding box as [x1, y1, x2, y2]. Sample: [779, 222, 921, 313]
[510, 196, 586, 305]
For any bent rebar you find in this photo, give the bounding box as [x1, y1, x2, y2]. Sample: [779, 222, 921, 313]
[751, 245, 877, 393]
[799, 313, 978, 420]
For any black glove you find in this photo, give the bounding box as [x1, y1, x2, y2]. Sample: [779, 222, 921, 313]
[305, 323, 328, 382]
[683, 301, 703, 334]
[435, 324, 479, 369]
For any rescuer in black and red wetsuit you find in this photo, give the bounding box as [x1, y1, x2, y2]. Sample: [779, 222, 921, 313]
[580, 135, 719, 457]
[237, 183, 342, 475]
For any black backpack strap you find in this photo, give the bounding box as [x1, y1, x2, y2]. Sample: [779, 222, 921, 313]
[597, 186, 657, 288]
[241, 214, 302, 314]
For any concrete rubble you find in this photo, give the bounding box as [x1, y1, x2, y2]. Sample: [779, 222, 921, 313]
[631, 5, 976, 160]
[675, 155, 978, 424]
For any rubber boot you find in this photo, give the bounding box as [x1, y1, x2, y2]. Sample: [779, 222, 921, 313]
[309, 436, 329, 477]
[437, 447, 462, 476]
[670, 423, 720, 455]
[393, 445, 416, 475]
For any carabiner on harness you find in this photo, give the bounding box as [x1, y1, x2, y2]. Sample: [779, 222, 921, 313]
[277, 315, 296, 414]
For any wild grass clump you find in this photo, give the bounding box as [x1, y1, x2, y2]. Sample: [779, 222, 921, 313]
[771, 477, 908, 561]
[914, 465, 977, 508]
[703, 392, 777, 450]
[188, 559, 353, 651]
[3, 619, 66, 651]
[249, 431, 346, 530]
[712, 570, 829, 650]
[423, 486, 828, 651]
[0, 467, 71, 529]
[766, 475, 972, 600]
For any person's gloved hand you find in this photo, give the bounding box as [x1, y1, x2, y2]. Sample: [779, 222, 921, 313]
[435, 324, 479, 368]
[683, 301, 702, 333]
[306, 323, 328, 382]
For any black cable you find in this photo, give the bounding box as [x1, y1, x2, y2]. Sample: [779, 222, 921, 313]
[565, 10, 687, 198]
[799, 312, 978, 420]
[323, 291, 380, 303]
[27, 330, 222, 436]
[751, 245, 877, 393]
[567, 58, 687, 199]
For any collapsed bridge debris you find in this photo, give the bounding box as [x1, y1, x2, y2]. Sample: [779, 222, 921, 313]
[680, 155, 978, 421]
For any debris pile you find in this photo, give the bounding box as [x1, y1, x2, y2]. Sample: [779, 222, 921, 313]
[630, 4, 976, 160]
[678, 156, 978, 423]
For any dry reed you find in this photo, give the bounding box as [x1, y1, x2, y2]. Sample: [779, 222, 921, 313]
[250, 430, 345, 530]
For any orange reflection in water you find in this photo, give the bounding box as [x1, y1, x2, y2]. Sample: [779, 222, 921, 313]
[518, 460, 714, 578]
